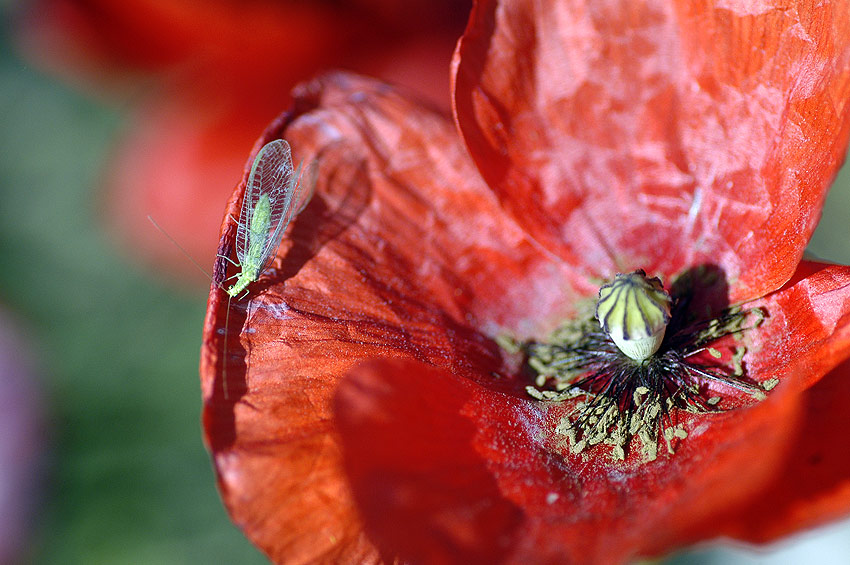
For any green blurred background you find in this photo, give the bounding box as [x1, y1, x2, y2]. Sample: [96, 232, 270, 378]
[1, 2, 850, 564]
[0, 10, 267, 565]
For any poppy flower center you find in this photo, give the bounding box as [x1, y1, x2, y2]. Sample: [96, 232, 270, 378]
[521, 269, 773, 462]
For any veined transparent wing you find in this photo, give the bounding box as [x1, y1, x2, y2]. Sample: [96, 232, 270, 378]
[235, 139, 296, 264]
[260, 159, 310, 265]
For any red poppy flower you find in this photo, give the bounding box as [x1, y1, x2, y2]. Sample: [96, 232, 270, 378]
[14, 0, 469, 283]
[201, 0, 850, 563]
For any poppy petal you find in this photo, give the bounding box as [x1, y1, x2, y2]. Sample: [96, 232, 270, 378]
[335, 357, 802, 563]
[202, 64, 850, 565]
[201, 72, 582, 562]
[335, 359, 526, 564]
[453, 0, 850, 300]
[674, 357, 850, 548]
[279, 72, 593, 335]
[332, 261, 850, 563]
[748, 260, 850, 393]
[639, 259, 850, 552]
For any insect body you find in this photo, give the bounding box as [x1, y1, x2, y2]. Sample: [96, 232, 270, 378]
[225, 138, 313, 296]
[226, 192, 276, 296]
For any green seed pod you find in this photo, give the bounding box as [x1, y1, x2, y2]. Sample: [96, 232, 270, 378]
[595, 270, 672, 362]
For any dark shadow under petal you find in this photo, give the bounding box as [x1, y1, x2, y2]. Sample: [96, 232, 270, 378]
[336, 358, 526, 564]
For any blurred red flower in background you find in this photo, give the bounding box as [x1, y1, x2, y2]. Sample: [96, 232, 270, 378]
[14, 0, 470, 282]
[198, 0, 850, 563]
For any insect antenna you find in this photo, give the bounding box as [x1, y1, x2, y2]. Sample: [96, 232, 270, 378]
[147, 215, 216, 282]
[148, 215, 238, 399]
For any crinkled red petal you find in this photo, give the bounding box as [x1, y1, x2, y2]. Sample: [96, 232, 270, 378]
[334, 358, 799, 564]
[674, 357, 850, 548]
[202, 71, 850, 562]
[334, 261, 850, 563]
[201, 72, 583, 563]
[453, 0, 850, 301]
[335, 359, 527, 564]
[661, 261, 850, 547]
[748, 261, 850, 393]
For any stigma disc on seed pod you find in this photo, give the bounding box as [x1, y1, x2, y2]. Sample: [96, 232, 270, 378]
[595, 270, 672, 362]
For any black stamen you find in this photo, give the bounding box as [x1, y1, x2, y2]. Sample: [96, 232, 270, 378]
[523, 304, 767, 462]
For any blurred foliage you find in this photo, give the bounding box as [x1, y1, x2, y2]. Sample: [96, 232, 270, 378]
[807, 162, 850, 264]
[1, 3, 849, 564]
[0, 18, 266, 565]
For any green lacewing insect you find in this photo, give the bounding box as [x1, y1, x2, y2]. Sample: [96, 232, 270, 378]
[222, 138, 314, 296]
[217, 138, 314, 399]
[150, 138, 315, 400]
